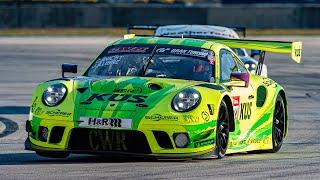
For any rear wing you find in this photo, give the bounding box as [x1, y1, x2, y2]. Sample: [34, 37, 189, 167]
[127, 25, 159, 34]
[205, 38, 302, 63]
[127, 25, 246, 37]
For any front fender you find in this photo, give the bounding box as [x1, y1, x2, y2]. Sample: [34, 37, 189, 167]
[29, 79, 75, 128]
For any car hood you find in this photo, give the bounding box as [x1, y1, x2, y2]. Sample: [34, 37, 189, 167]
[72, 76, 204, 120]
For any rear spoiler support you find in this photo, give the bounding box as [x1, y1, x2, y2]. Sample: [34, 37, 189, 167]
[255, 51, 266, 76]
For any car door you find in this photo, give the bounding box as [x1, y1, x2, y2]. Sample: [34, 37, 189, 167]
[219, 49, 257, 139]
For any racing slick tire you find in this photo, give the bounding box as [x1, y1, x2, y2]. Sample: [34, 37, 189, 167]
[269, 95, 286, 153]
[36, 151, 69, 158]
[215, 100, 230, 159]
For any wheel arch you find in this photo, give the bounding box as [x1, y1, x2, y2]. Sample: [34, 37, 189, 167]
[278, 89, 288, 137]
[222, 95, 235, 132]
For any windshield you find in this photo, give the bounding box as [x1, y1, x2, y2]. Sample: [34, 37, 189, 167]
[85, 45, 214, 82]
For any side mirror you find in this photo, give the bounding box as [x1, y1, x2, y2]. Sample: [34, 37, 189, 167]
[230, 72, 250, 87]
[62, 63, 77, 78]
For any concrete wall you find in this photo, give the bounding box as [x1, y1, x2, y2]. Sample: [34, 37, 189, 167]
[1, 3, 320, 28]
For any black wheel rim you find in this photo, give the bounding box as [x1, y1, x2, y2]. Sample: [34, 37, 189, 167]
[217, 104, 229, 154]
[273, 99, 285, 147]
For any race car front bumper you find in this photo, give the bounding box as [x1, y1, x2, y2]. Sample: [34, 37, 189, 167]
[25, 119, 218, 159]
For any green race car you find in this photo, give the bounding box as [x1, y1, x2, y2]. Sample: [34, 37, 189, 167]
[25, 35, 302, 159]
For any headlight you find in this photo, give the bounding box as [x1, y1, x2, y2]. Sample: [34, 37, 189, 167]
[42, 83, 67, 106]
[172, 88, 201, 112]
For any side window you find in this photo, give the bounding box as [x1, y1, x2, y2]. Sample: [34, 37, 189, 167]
[220, 50, 238, 82]
[232, 53, 247, 73]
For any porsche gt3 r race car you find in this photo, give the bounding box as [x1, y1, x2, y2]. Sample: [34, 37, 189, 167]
[25, 35, 302, 159]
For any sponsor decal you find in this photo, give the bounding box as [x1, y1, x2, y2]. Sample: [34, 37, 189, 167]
[233, 96, 240, 106]
[79, 117, 132, 129]
[201, 111, 210, 121]
[108, 47, 149, 54]
[156, 48, 171, 53]
[207, 104, 214, 115]
[33, 107, 44, 116]
[31, 97, 44, 115]
[46, 109, 71, 117]
[169, 48, 209, 58]
[239, 102, 252, 120]
[113, 87, 142, 94]
[155, 47, 210, 59]
[81, 93, 148, 105]
[263, 78, 277, 88]
[136, 104, 148, 108]
[91, 55, 122, 70]
[88, 55, 123, 73]
[145, 114, 178, 121]
[183, 115, 200, 123]
[89, 130, 128, 151]
[228, 137, 270, 147]
[194, 138, 215, 148]
[232, 96, 240, 119]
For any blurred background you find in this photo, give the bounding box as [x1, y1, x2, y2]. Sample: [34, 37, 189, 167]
[1, 0, 320, 35]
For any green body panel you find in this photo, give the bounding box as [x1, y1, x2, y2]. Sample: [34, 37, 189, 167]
[27, 36, 294, 157]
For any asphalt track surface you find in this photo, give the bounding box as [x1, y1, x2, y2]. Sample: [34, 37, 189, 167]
[0, 36, 319, 179]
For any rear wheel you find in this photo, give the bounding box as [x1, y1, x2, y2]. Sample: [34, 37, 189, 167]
[269, 95, 286, 153]
[215, 100, 230, 159]
[36, 151, 69, 158]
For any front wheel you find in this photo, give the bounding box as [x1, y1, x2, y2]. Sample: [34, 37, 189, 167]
[269, 95, 286, 153]
[215, 100, 230, 159]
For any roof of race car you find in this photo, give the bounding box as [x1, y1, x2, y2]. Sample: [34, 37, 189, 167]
[155, 25, 240, 39]
[112, 36, 218, 49]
